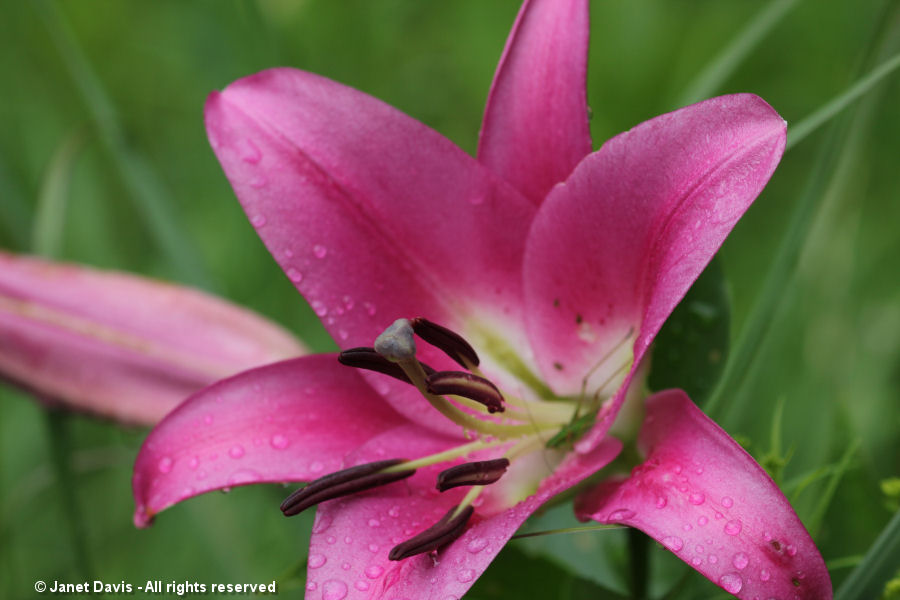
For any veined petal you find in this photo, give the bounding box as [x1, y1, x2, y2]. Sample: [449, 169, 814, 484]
[523, 94, 786, 401]
[575, 390, 831, 600]
[132, 355, 406, 528]
[205, 68, 536, 432]
[0, 251, 303, 425]
[306, 424, 621, 600]
[478, 0, 592, 202]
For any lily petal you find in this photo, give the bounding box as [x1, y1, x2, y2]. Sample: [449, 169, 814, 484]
[307, 424, 621, 600]
[478, 0, 592, 202]
[523, 94, 786, 401]
[131, 355, 406, 527]
[575, 390, 831, 600]
[205, 67, 536, 432]
[0, 251, 303, 425]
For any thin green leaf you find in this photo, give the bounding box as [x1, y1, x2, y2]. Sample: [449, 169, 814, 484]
[788, 51, 900, 149]
[676, 0, 802, 106]
[0, 158, 32, 250]
[32, 0, 214, 289]
[32, 129, 85, 259]
[835, 509, 900, 600]
[806, 439, 860, 536]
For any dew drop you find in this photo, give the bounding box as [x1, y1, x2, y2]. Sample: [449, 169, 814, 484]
[341, 562, 350, 570]
[698, 516, 708, 526]
[662, 536, 684, 552]
[607, 508, 636, 521]
[367, 519, 380, 528]
[196, 470, 207, 480]
[343, 536, 352, 545]
[719, 573, 743, 594]
[312, 300, 328, 317]
[249, 176, 267, 189]
[709, 554, 719, 564]
[733, 552, 749, 570]
[157, 457, 174, 474]
[270, 434, 289, 450]
[466, 538, 488, 554]
[786, 544, 797, 556]
[655, 496, 668, 509]
[250, 214, 267, 228]
[321, 579, 347, 600]
[695, 545, 705, 554]
[313, 244, 328, 259]
[241, 140, 262, 163]
[456, 569, 476, 583]
[689, 492, 706, 505]
[306, 582, 317, 592]
[188, 457, 199, 470]
[308, 554, 326, 569]
[388, 505, 400, 518]
[286, 267, 304, 283]
[363, 302, 376, 316]
[367, 543, 379, 553]
[364, 565, 383, 579]
[228, 445, 245, 459]
[721, 496, 734, 508]
[674, 465, 683, 474]
[354, 581, 370, 591]
[682, 524, 693, 532]
[691, 557, 702, 567]
[309, 461, 325, 474]
[759, 568, 771, 582]
[725, 519, 742, 536]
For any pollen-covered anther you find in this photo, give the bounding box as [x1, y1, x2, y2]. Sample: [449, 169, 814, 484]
[338, 347, 435, 384]
[388, 505, 475, 561]
[411, 317, 480, 368]
[425, 371, 505, 413]
[436, 458, 510, 491]
[374, 318, 417, 363]
[280, 459, 414, 516]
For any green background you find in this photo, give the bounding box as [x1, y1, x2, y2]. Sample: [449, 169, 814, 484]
[1, 0, 898, 598]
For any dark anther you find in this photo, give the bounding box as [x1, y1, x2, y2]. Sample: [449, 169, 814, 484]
[411, 317, 480, 368]
[425, 371, 504, 413]
[338, 347, 435, 384]
[281, 459, 414, 516]
[388, 505, 475, 561]
[436, 458, 510, 491]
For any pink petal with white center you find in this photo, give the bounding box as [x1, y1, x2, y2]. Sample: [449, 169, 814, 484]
[478, 0, 592, 202]
[0, 251, 303, 425]
[575, 390, 831, 599]
[523, 94, 786, 402]
[132, 355, 406, 528]
[307, 423, 621, 600]
[205, 68, 536, 433]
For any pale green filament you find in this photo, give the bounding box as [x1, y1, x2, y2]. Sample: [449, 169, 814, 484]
[381, 438, 509, 473]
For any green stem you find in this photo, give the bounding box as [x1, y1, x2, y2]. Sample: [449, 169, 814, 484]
[42, 409, 93, 580]
[628, 528, 650, 600]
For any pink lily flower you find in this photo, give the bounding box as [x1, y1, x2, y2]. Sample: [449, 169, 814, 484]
[0, 250, 304, 425]
[132, 0, 830, 598]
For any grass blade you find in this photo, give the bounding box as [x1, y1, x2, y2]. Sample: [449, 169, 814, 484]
[676, 0, 802, 106]
[32, 129, 85, 259]
[835, 509, 900, 600]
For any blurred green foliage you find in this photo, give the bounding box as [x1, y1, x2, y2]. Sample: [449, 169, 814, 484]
[1, 0, 898, 598]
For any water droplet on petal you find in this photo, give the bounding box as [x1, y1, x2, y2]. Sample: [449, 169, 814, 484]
[270, 434, 289, 450]
[456, 569, 475, 583]
[188, 457, 199, 470]
[308, 554, 326, 569]
[388, 505, 400, 518]
[367, 543, 379, 553]
[241, 139, 262, 164]
[466, 538, 488, 554]
[655, 496, 668, 509]
[719, 573, 743, 594]
[689, 492, 705, 505]
[249, 176, 267, 189]
[313, 244, 328, 259]
[321, 580, 347, 600]
[721, 496, 734, 508]
[312, 300, 328, 317]
[759, 568, 771, 582]
[607, 508, 636, 521]
[662, 536, 684, 552]
[367, 519, 380, 528]
[691, 557, 702, 566]
[326, 535, 336, 544]
[157, 457, 174, 474]
[251, 214, 267, 228]
[709, 554, 719, 564]
[354, 581, 370, 591]
[364, 566, 383, 579]
[309, 461, 325, 474]
[286, 267, 303, 283]
[363, 302, 376, 316]
[698, 516, 708, 526]
[227, 469, 261, 485]
[786, 544, 797, 556]
[733, 552, 749, 570]
[305, 582, 317, 592]
[341, 562, 350, 570]
[229, 445, 245, 459]
[724, 519, 743, 536]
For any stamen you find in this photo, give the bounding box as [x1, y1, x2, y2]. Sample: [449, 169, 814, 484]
[388, 505, 474, 561]
[374, 318, 417, 362]
[437, 458, 510, 491]
[338, 347, 435, 384]
[411, 317, 480, 368]
[280, 459, 414, 516]
[426, 371, 505, 413]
